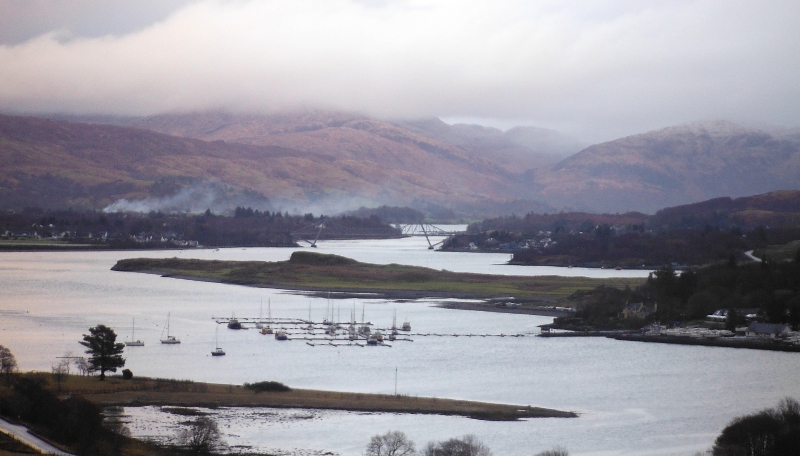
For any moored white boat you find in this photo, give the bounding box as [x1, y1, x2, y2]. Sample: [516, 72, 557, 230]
[160, 312, 181, 344]
[125, 318, 144, 346]
[212, 326, 225, 356]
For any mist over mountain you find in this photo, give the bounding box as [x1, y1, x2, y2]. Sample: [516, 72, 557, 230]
[400, 118, 584, 170]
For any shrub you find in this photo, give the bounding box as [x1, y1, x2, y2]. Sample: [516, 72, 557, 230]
[243, 381, 291, 393]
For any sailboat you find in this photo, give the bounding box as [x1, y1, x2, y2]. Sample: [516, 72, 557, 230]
[255, 299, 264, 329]
[125, 318, 144, 346]
[211, 326, 225, 356]
[389, 310, 398, 341]
[359, 303, 371, 335]
[160, 312, 181, 344]
[261, 299, 273, 335]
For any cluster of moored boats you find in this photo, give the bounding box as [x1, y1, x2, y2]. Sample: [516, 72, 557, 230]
[124, 302, 414, 356]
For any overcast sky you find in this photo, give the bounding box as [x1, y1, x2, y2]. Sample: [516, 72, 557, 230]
[1, 0, 798, 142]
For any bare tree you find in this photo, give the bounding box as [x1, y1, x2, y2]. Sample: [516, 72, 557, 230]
[51, 359, 70, 392]
[61, 351, 73, 375]
[535, 447, 569, 456]
[178, 416, 222, 456]
[423, 435, 491, 456]
[0, 345, 17, 379]
[74, 357, 89, 376]
[366, 430, 416, 456]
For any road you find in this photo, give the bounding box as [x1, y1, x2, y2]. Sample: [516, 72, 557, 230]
[0, 417, 74, 455]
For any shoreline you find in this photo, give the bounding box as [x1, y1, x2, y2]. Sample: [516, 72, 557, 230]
[436, 301, 571, 317]
[610, 333, 800, 352]
[539, 331, 800, 352]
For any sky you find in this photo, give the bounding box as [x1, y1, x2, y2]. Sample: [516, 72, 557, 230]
[1, 0, 799, 142]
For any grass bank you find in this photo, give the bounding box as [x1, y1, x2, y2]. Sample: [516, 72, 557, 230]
[112, 251, 643, 301]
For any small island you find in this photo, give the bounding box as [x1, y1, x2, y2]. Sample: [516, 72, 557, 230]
[112, 251, 643, 303]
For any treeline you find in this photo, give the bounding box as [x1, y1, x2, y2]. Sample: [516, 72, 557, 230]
[555, 257, 800, 330]
[468, 190, 800, 234]
[345, 205, 425, 223]
[513, 227, 800, 267]
[447, 190, 800, 267]
[466, 211, 647, 235]
[445, 223, 800, 267]
[0, 208, 400, 248]
[711, 397, 800, 456]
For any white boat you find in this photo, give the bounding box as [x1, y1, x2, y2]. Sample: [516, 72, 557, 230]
[125, 318, 144, 346]
[211, 326, 225, 356]
[160, 312, 181, 344]
[275, 330, 288, 341]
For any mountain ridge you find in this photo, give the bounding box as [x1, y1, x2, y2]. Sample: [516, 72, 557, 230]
[3, 112, 800, 215]
[0, 113, 532, 213]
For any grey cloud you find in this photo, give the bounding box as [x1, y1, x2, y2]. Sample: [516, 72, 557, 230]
[1, 0, 799, 142]
[0, 0, 196, 45]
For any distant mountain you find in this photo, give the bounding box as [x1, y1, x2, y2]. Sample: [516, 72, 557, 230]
[400, 118, 584, 170]
[535, 121, 800, 213]
[6, 113, 799, 216]
[107, 111, 579, 172]
[0, 114, 529, 214]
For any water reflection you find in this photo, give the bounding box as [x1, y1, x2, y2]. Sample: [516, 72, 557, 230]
[0, 238, 795, 455]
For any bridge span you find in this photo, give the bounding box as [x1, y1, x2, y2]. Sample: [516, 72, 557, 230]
[291, 222, 464, 249]
[395, 224, 465, 249]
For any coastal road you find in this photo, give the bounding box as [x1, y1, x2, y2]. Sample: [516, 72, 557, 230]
[0, 417, 74, 455]
[744, 250, 760, 261]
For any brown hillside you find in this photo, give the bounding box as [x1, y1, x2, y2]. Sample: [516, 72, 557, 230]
[0, 114, 527, 211]
[122, 111, 570, 173]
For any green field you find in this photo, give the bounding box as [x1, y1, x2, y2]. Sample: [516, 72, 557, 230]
[113, 251, 644, 301]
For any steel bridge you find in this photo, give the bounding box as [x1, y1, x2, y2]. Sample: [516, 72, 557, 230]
[291, 222, 464, 249]
[291, 221, 401, 247]
[396, 224, 464, 249]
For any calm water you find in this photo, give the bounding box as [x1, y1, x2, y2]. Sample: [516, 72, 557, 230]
[0, 236, 797, 455]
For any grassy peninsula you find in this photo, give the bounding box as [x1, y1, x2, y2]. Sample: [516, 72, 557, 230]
[71, 375, 575, 421]
[0, 373, 574, 456]
[112, 251, 643, 301]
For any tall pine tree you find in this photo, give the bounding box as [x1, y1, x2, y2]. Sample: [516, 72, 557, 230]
[80, 325, 125, 380]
